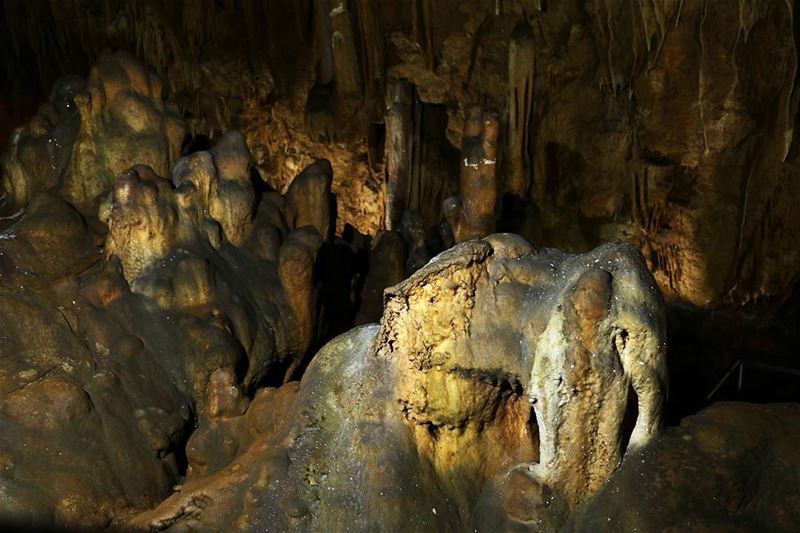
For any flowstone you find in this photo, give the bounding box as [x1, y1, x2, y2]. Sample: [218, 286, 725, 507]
[131, 234, 667, 532]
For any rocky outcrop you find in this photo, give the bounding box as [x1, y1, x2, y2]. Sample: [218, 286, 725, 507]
[128, 235, 667, 531]
[1, 5, 800, 533]
[2, 52, 185, 213]
[0, 129, 333, 529]
[567, 402, 800, 533]
[5, 2, 800, 305]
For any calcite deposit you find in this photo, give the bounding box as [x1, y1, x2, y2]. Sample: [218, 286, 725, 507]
[0, 55, 334, 530]
[2, 52, 184, 213]
[567, 402, 800, 532]
[6, 1, 799, 307]
[127, 235, 666, 532]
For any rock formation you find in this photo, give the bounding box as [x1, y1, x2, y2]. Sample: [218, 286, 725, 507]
[444, 107, 501, 243]
[2, 52, 184, 213]
[1, 5, 800, 533]
[4, 2, 800, 306]
[127, 235, 667, 532]
[0, 55, 335, 530]
[567, 402, 800, 532]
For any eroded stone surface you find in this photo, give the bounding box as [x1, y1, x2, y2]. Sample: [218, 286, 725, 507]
[0, 135, 332, 529]
[2, 52, 185, 213]
[129, 235, 666, 531]
[566, 402, 800, 533]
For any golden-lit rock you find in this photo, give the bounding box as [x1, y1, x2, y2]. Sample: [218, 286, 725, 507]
[445, 107, 500, 243]
[129, 235, 667, 531]
[283, 158, 334, 240]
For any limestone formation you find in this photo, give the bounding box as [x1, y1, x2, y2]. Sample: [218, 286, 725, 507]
[506, 19, 535, 199]
[397, 209, 430, 275]
[1, 52, 185, 213]
[0, 76, 84, 208]
[355, 230, 407, 325]
[384, 79, 414, 230]
[445, 107, 500, 243]
[128, 235, 667, 531]
[283, 158, 334, 241]
[0, 192, 98, 279]
[4, 2, 800, 306]
[0, 133, 334, 530]
[1, 4, 800, 532]
[567, 402, 800, 532]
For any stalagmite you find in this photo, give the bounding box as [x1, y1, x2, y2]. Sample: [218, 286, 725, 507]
[444, 106, 500, 242]
[3, 3, 800, 532]
[129, 236, 667, 532]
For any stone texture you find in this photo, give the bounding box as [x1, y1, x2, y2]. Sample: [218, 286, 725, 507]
[283, 158, 334, 241]
[0, 131, 333, 529]
[1, 5, 800, 532]
[128, 235, 666, 531]
[566, 402, 800, 533]
[6, 3, 798, 307]
[2, 52, 185, 214]
[444, 107, 500, 243]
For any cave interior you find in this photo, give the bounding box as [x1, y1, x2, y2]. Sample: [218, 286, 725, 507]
[1, 1, 800, 532]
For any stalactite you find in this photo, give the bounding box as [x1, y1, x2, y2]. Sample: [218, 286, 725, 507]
[698, 0, 710, 153]
[385, 79, 414, 230]
[636, 0, 684, 77]
[354, 0, 384, 109]
[330, 0, 363, 102]
[412, 0, 435, 69]
[416, 102, 451, 227]
[506, 18, 535, 199]
[292, 0, 313, 44]
[774, 0, 799, 162]
[409, 82, 423, 214]
[313, 0, 335, 86]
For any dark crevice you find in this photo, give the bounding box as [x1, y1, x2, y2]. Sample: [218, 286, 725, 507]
[618, 384, 639, 456]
